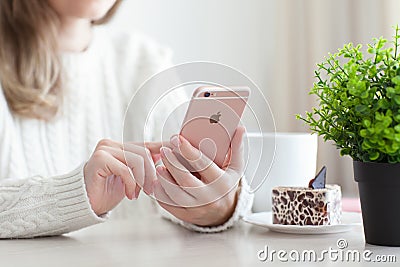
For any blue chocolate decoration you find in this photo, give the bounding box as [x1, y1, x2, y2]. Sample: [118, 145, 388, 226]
[309, 166, 327, 189]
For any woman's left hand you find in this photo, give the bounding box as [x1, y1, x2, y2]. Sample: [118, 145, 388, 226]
[151, 126, 245, 227]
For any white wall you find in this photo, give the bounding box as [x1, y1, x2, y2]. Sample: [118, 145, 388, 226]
[109, 0, 276, 93]
[109, 0, 277, 133]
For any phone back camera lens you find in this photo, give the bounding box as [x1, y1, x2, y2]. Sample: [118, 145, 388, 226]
[204, 92, 211, 97]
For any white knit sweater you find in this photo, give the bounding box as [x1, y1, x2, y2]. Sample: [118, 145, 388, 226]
[0, 27, 254, 238]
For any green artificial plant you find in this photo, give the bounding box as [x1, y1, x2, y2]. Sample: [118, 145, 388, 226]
[297, 26, 400, 163]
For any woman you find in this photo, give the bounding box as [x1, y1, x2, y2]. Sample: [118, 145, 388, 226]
[0, 0, 253, 238]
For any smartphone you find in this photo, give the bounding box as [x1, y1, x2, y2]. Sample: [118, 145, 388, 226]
[179, 86, 250, 169]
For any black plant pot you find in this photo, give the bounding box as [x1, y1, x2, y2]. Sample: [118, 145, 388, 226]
[353, 161, 400, 246]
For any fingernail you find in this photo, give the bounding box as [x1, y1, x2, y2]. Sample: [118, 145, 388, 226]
[170, 135, 180, 148]
[178, 135, 188, 145]
[133, 187, 140, 200]
[155, 159, 164, 168]
[135, 190, 140, 199]
[156, 165, 163, 173]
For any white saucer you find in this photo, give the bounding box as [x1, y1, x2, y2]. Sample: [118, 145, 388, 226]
[242, 211, 362, 234]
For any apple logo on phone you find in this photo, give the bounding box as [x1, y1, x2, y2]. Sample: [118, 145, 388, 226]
[209, 112, 221, 124]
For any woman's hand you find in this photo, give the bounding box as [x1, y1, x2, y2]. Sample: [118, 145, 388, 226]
[152, 126, 245, 227]
[84, 139, 156, 216]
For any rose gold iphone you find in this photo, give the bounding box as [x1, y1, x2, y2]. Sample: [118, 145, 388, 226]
[180, 86, 250, 169]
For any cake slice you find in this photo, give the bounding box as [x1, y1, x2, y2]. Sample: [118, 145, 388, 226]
[271, 184, 342, 225]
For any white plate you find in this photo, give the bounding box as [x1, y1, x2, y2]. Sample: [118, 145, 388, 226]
[242, 211, 362, 234]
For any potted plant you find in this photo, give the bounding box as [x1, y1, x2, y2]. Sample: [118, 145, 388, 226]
[297, 26, 400, 246]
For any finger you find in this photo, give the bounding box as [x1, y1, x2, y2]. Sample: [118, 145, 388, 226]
[97, 151, 137, 200]
[160, 147, 204, 188]
[101, 143, 154, 194]
[222, 147, 232, 169]
[104, 175, 125, 204]
[156, 165, 177, 184]
[152, 154, 162, 164]
[226, 126, 245, 173]
[156, 166, 197, 206]
[160, 148, 219, 204]
[144, 141, 172, 163]
[125, 141, 172, 164]
[134, 185, 141, 199]
[99, 147, 146, 193]
[171, 135, 224, 183]
[122, 142, 165, 164]
[126, 141, 173, 155]
[161, 146, 240, 206]
[122, 143, 157, 194]
[143, 141, 172, 155]
[95, 139, 123, 150]
[153, 179, 178, 206]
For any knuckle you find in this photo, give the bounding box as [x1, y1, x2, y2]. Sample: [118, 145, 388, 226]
[96, 145, 109, 152]
[92, 150, 108, 161]
[131, 154, 144, 166]
[123, 142, 139, 151]
[98, 138, 113, 147]
[138, 155, 145, 165]
[127, 154, 142, 165]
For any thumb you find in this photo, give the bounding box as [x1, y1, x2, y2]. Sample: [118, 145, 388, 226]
[226, 126, 245, 173]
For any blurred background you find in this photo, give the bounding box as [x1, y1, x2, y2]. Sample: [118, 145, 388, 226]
[107, 0, 400, 197]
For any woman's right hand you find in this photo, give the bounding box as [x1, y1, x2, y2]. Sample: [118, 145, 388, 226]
[83, 139, 157, 216]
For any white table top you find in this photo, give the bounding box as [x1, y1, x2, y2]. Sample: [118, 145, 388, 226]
[1, 211, 399, 267]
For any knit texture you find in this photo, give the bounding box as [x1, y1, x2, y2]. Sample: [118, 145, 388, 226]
[0, 27, 254, 238]
[0, 164, 106, 238]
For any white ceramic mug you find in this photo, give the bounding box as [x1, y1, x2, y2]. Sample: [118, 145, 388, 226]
[243, 132, 318, 212]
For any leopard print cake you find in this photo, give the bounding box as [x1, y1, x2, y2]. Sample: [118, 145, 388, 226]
[272, 185, 342, 226]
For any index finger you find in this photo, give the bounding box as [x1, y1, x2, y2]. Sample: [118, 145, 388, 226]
[138, 141, 173, 155]
[171, 135, 224, 183]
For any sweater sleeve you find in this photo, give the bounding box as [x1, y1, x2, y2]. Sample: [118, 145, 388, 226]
[0, 164, 106, 238]
[0, 90, 105, 238]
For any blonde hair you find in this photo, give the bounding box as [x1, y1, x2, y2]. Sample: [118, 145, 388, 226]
[0, 0, 122, 120]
